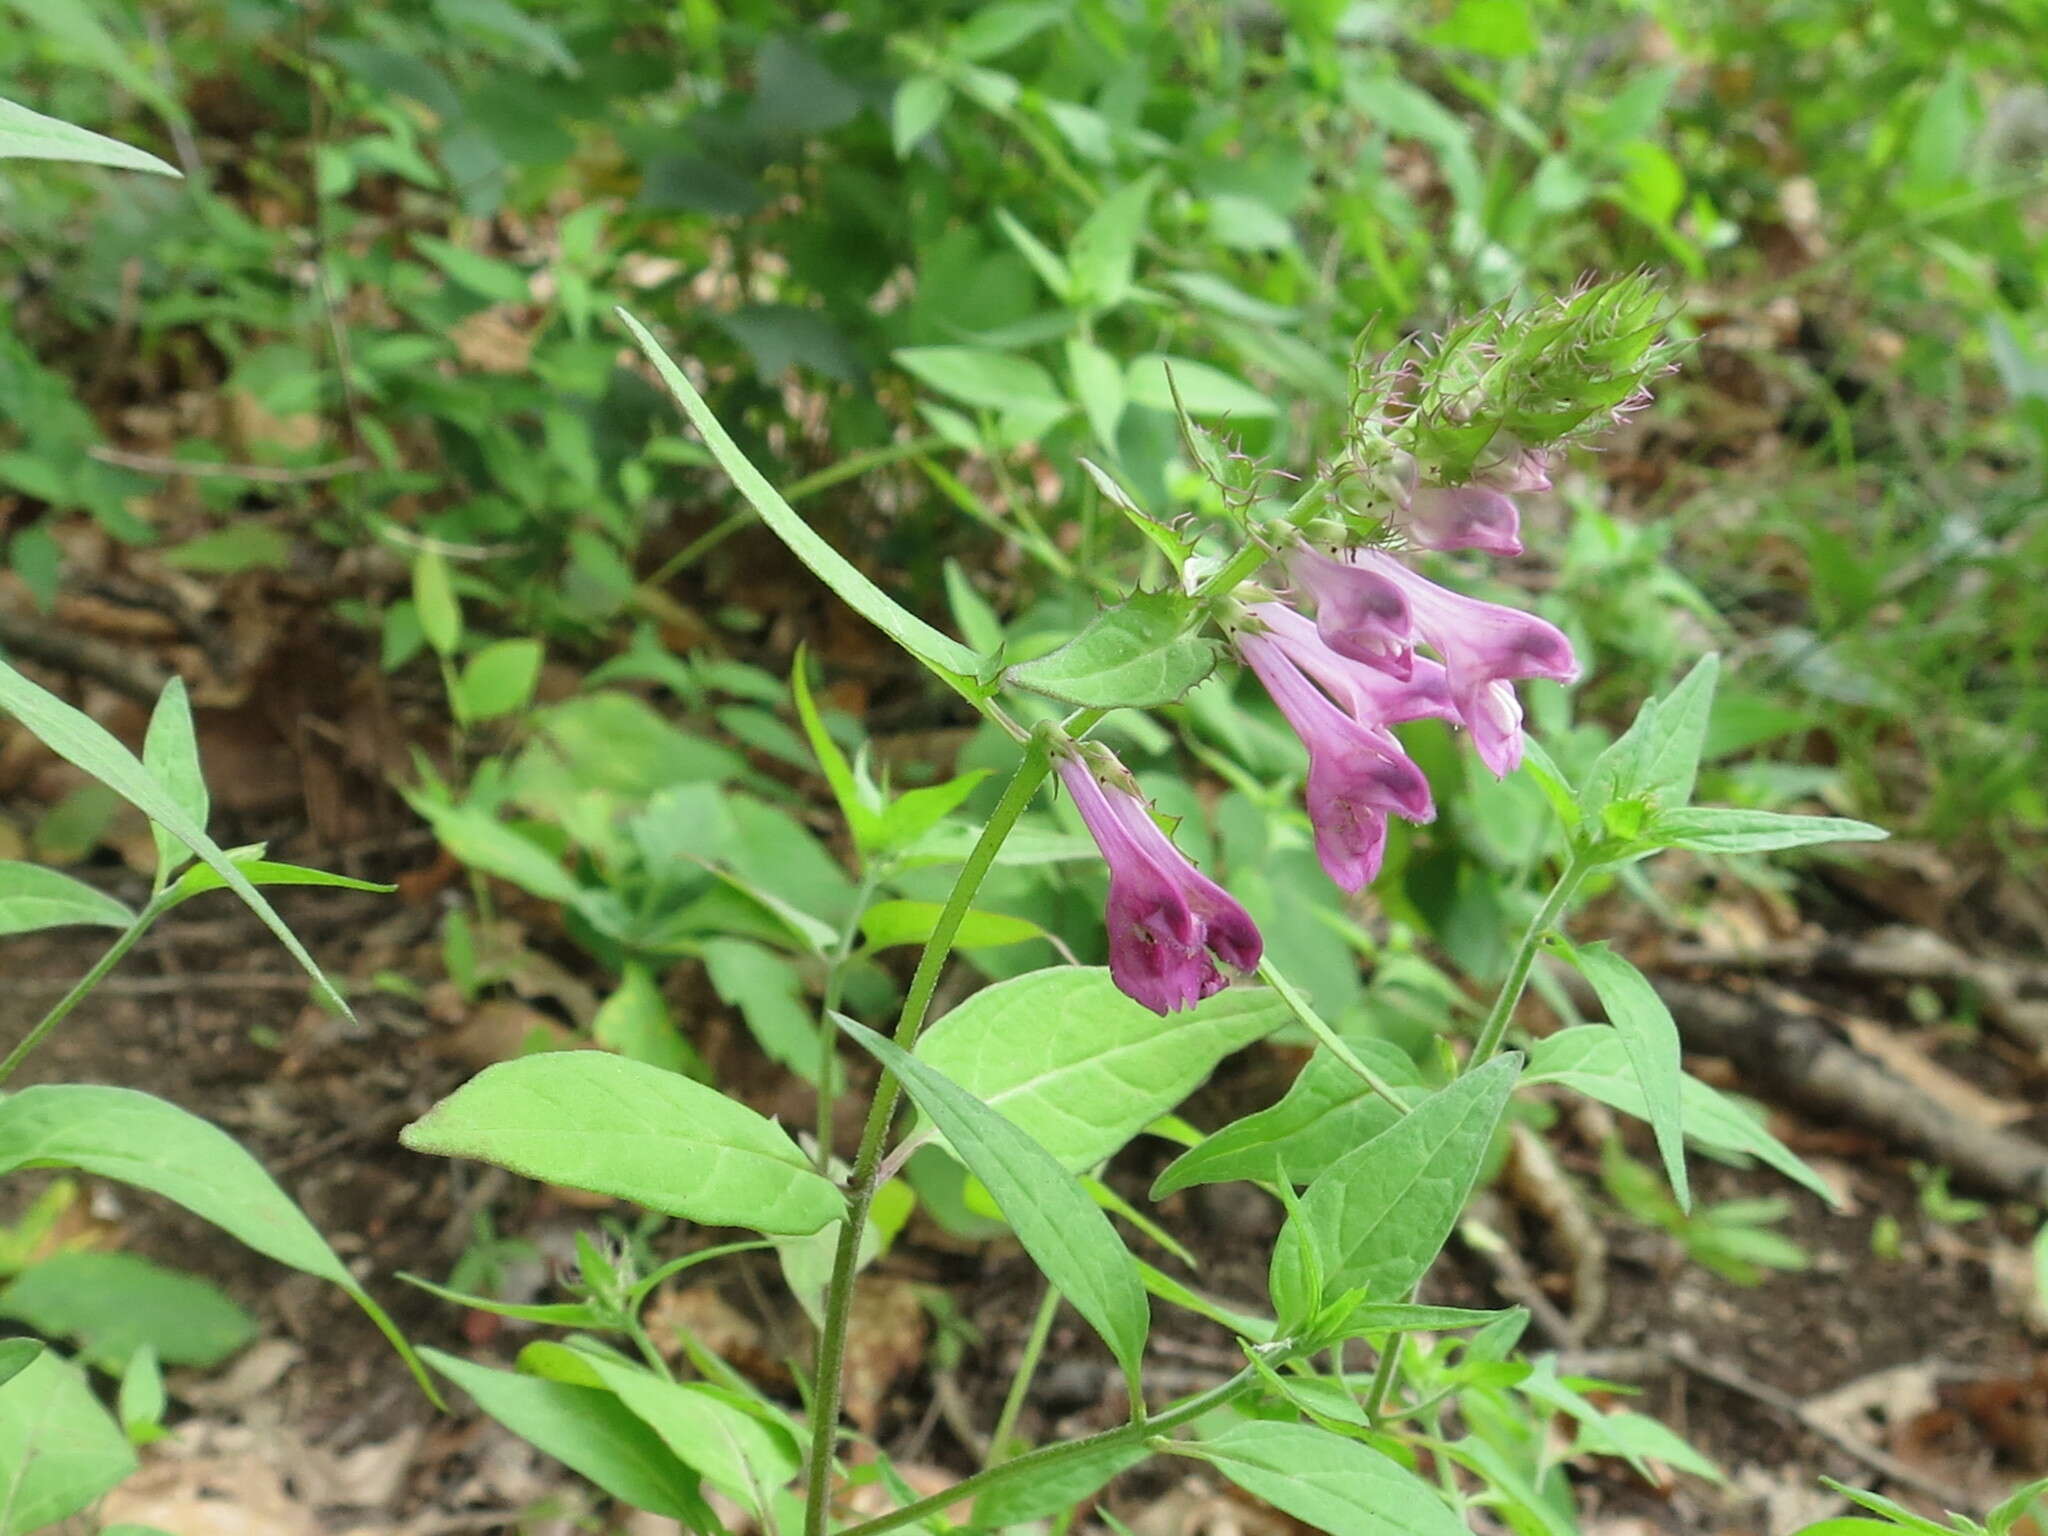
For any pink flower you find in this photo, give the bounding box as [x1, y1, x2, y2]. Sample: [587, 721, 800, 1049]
[1056, 749, 1262, 1014]
[1405, 485, 1523, 557]
[1353, 551, 1579, 777]
[1236, 622, 1437, 893]
[1249, 603, 1459, 729]
[1286, 546, 1414, 677]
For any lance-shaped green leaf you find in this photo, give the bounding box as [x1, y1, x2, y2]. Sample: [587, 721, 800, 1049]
[1559, 940, 1689, 1210]
[917, 968, 1285, 1172]
[1183, 1421, 1466, 1536]
[0, 862, 132, 936]
[423, 1349, 707, 1522]
[620, 309, 980, 692]
[1527, 1026, 1840, 1205]
[1007, 591, 1221, 708]
[0, 1085, 434, 1401]
[1272, 1055, 1520, 1312]
[859, 899, 1048, 952]
[1153, 1035, 1423, 1196]
[579, 1354, 800, 1517]
[838, 1017, 1149, 1396]
[1579, 654, 1719, 824]
[401, 1052, 843, 1235]
[142, 677, 206, 883]
[0, 95, 178, 175]
[163, 858, 392, 907]
[1645, 806, 1887, 854]
[0, 1348, 136, 1534]
[0, 659, 351, 1016]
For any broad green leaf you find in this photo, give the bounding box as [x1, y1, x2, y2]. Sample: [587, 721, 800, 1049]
[1067, 335, 1125, 447]
[1527, 1026, 1839, 1205]
[1646, 806, 1888, 854]
[700, 936, 824, 1082]
[0, 660, 352, 1015]
[859, 899, 1046, 952]
[423, 1349, 706, 1521]
[164, 858, 391, 907]
[0, 1085, 432, 1399]
[1188, 1421, 1466, 1536]
[953, 0, 1066, 59]
[839, 1017, 1150, 1396]
[142, 677, 206, 882]
[873, 769, 990, 853]
[1561, 941, 1688, 1210]
[1272, 1055, 1520, 1314]
[413, 801, 586, 906]
[0, 1340, 40, 1390]
[1152, 1035, 1422, 1196]
[0, 1349, 135, 1535]
[0, 95, 177, 175]
[1067, 173, 1156, 311]
[0, 1252, 254, 1372]
[400, 1052, 843, 1235]
[412, 549, 462, 656]
[580, 1355, 800, 1516]
[0, 861, 132, 936]
[1569, 1408, 1724, 1482]
[1578, 654, 1718, 824]
[895, 345, 1069, 411]
[455, 638, 543, 722]
[1124, 354, 1277, 417]
[974, 1438, 1149, 1526]
[918, 968, 1285, 1172]
[891, 74, 951, 156]
[1007, 592, 1220, 708]
[591, 961, 695, 1075]
[622, 310, 979, 690]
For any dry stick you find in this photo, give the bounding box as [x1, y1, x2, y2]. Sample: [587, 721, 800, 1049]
[0, 610, 167, 703]
[1551, 961, 2048, 1203]
[86, 445, 369, 484]
[1659, 1336, 1981, 1516]
[1668, 926, 2048, 1055]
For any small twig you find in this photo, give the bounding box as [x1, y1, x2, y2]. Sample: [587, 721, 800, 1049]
[1551, 962, 2048, 1203]
[87, 445, 369, 484]
[0, 609, 168, 702]
[1503, 1123, 1607, 1345]
[1670, 926, 2048, 1055]
[9, 972, 337, 997]
[1661, 1335, 1982, 1516]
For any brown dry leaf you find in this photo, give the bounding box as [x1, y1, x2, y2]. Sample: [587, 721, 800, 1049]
[1802, 1359, 1941, 1445]
[1838, 1017, 2032, 1129]
[441, 999, 575, 1070]
[98, 1450, 326, 1536]
[840, 1276, 928, 1431]
[647, 1283, 782, 1385]
[450, 308, 536, 374]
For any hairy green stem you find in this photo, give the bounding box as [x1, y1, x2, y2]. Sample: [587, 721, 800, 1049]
[986, 1283, 1062, 1467]
[1467, 851, 1590, 1069]
[802, 737, 1059, 1536]
[838, 1366, 1258, 1536]
[0, 897, 165, 1088]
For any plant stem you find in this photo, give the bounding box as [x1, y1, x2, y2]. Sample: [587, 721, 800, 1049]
[0, 898, 163, 1088]
[838, 1366, 1259, 1536]
[1255, 958, 1409, 1114]
[802, 737, 1059, 1536]
[1467, 851, 1590, 1069]
[986, 1283, 1062, 1467]
[1362, 1327, 1404, 1423]
[816, 866, 882, 1171]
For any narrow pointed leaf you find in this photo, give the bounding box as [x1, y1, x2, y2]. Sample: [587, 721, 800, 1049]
[1187, 1421, 1466, 1536]
[142, 677, 206, 882]
[0, 862, 132, 936]
[1561, 941, 1689, 1209]
[0, 96, 178, 175]
[838, 1017, 1149, 1394]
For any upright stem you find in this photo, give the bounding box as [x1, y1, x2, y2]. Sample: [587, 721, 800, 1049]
[1467, 851, 1590, 1069]
[802, 738, 1059, 1536]
[0, 899, 163, 1088]
[1364, 849, 1591, 1422]
[986, 1282, 1062, 1467]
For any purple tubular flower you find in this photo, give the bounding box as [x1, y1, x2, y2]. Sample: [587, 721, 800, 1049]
[1406, 484, 1524, 557]
[1237, 628, 1437, 893]
[1355, 551, 1579, 778]
[1286, 545, 1415, 678]
[1249, 603, 1459, 729]
[1055, 751, 1262, 1014]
